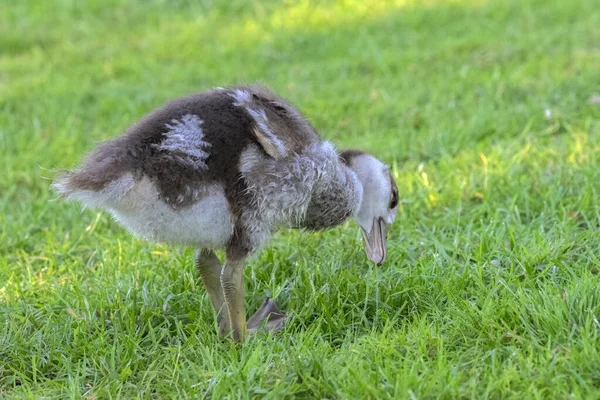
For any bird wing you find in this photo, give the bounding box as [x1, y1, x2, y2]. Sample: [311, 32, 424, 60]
[228, 86, 321, 160]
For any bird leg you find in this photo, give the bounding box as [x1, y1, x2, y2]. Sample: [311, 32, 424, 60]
[220, 251, 247, 341]
[195, 249, 230, 336]
[219, 232, 287, 341]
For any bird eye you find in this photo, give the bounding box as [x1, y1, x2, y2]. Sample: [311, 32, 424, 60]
[389, 189, 398, 209]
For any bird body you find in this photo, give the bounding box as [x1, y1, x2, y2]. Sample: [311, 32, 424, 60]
[54, 85, 398, 340]
[55, 87, 360, 251]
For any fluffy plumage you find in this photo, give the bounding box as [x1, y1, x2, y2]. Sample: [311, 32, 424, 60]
[53, 85, 398, 340]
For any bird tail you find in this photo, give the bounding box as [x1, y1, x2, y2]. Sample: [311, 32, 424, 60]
[52, 137, 134, 209]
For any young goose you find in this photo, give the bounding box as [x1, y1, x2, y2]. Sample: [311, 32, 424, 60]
[53, 86, 399, 341]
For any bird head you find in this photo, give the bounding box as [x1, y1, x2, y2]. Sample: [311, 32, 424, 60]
[341, 151, 399, 265]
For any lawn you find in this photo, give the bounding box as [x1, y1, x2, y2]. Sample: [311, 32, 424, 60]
[1, 0, 600, 398]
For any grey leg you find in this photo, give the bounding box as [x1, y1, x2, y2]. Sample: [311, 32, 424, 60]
[195, 249, 230, 336]
[219, 223, 286, 341]
[220, 257, 246, 341]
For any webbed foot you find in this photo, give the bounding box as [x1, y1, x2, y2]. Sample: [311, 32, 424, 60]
[247, 298, 287, 334]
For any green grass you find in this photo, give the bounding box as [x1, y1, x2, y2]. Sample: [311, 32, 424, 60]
[1, 0, 600, 398]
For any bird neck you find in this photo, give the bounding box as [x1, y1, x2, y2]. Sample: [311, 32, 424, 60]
[300, 161, 363, 231]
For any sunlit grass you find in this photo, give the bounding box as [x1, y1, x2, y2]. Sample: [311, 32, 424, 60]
[1, 0, 600, 398]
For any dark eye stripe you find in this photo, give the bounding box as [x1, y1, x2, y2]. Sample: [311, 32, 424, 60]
[390, 190, 398, 209]
[388, 170, 398, 209]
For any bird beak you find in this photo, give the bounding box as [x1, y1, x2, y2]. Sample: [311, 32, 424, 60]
[361, 217, 387, 265]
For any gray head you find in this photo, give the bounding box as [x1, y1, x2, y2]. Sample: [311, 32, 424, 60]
[341, 150, 399, 265]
